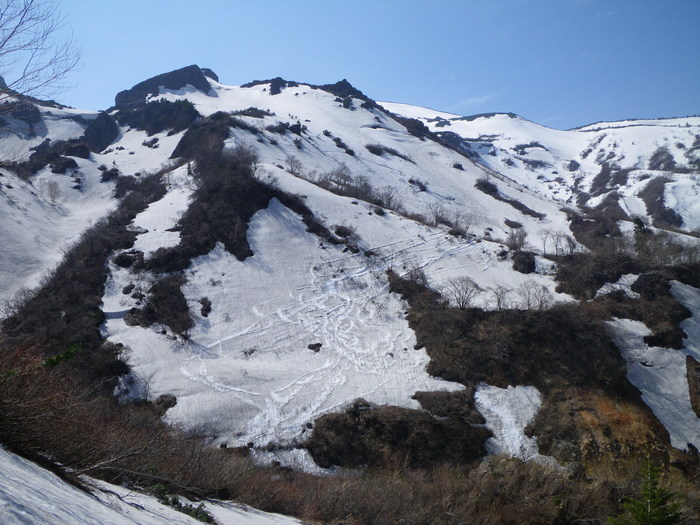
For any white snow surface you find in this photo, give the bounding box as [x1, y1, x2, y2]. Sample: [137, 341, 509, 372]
[0, 446, 300, 525]
[474, 383, 558, 466]
[608, 281, 700, 451]
[595, 273, 640, 299]
[383, 101, 700, 231]
[103, 197, 464, 448]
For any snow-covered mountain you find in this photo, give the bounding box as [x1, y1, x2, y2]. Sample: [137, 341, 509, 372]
[1, 65, 699, 523]
[381, 102, 700, 231]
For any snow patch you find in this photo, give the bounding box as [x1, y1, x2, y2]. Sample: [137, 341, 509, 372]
[474, 383, 558, 466]
[609, 282, 700, 451]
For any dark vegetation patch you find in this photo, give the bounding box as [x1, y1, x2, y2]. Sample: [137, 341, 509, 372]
[364, 143, 413, 162]
[332, 136, 354, 156]
[512, 250, 536, 274]
[687, 356, 700, 418]
[474, 177, 545, 219]
[388, 270, 629, 394]
[519, 158, 550, 169]
[265, 121, 305, 136]
[306, 399, 489, 469]
[115, 99, 199, 136]
[638, 176, 683, 228]
[2, 172, 167, 388]
[170, 112, 237, 159]
[393, 115, 430, 140]
[648, 146, 677, 171]
[49, 156, 78, 173]
[589, 163, 632, 197]
[199, 297, 212, 317]
[4, 137, 93, 177]
[144, 149, 273, 272]
[232, 107, 274, 118]
[513, 141, 547, 155]
[124, 274, 193, 336]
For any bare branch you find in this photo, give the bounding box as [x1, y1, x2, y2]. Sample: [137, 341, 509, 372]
[0, 0, 80, 108]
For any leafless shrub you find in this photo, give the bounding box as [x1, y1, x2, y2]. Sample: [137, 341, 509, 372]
[489, 285, 512, 311]
[516, 281, 554, 310]
[506, 227, 528, 251]
[428, 201, 450, 227]
[286, 154, 303, 176]
[444, 277, 482, 309]
[0, 0, 81, 106]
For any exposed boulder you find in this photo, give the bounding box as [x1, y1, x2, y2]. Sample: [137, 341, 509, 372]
[114, 65, 211, 109]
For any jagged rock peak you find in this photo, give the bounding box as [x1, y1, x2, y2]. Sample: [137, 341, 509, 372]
[113, 64, 212, 109]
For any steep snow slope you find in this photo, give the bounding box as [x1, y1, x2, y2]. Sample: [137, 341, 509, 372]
[94, 75, 579, 459]
[382, 101, 700, 231]
[0, 446, 300, 525]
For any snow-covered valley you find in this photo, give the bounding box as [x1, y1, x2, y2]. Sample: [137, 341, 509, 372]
[1, 64, 699, 523]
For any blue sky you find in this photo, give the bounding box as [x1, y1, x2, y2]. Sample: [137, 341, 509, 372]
[56, 0, 699, 129]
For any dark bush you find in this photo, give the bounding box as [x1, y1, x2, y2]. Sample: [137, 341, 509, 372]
[475, 177, 498, 196]
[364, 143, 412, 162]
[49, 156, 78, 173]
[126, 274, 193, 335]
[115, 99, 200, 137]
[306, 399, 489, 469]
[512, 251, 536, 274]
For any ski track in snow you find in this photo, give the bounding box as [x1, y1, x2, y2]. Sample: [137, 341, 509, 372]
[103, 198, 468, 450]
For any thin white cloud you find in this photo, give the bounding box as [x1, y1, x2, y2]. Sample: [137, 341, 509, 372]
[448, 89, 505, 112]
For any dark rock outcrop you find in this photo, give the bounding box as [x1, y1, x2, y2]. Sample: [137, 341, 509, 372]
[114, 65, 211, 109]
[81, 112, 119, 153]
[200, 68, 219, 82]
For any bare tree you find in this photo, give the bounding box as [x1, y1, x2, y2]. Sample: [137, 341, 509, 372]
[539, 228, 552, 255]
[0, 0, 80, 106]
[489, 285, 512, 311]
[516, 280, 553, 310]
[444, 276, 482, 309]
[428, 201, 448, 226]
[378, 185, 403, 212]
[506, 227, 527, 252]
[286, 154, 303, 176]
[47, 179, 59, 204]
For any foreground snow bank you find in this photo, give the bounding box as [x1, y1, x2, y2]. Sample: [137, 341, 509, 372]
[0, 446, 299, 525]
